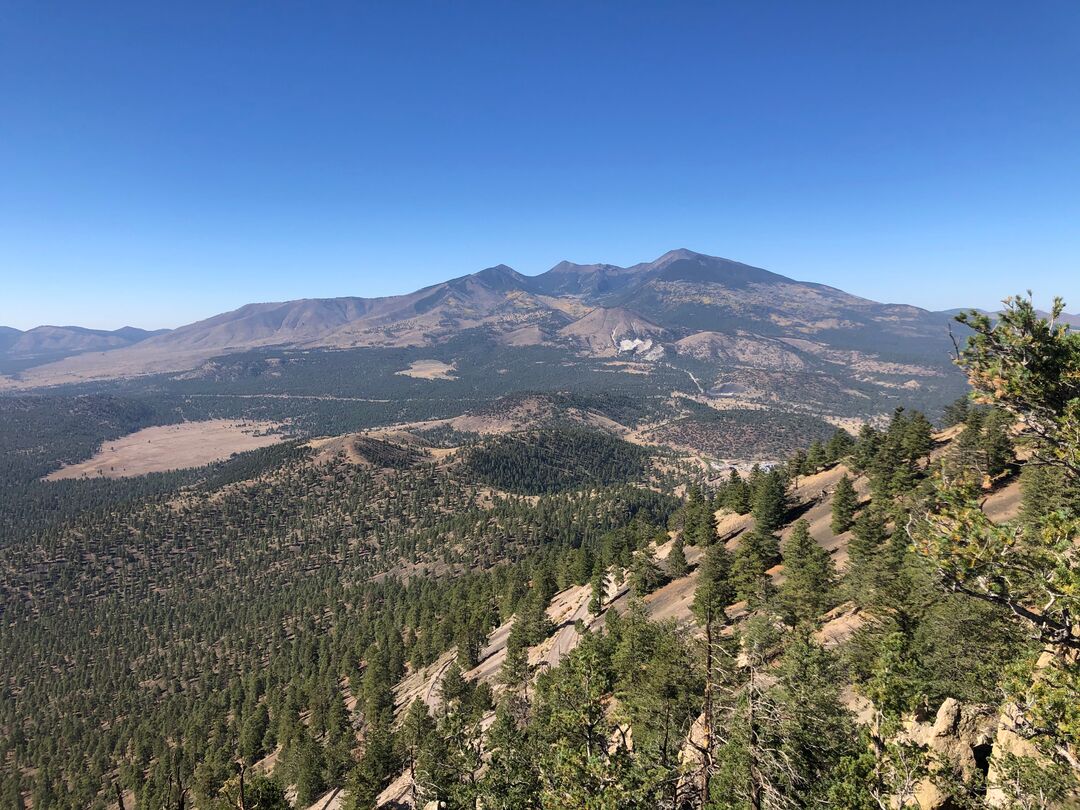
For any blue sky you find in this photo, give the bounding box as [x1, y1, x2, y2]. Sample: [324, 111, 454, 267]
[1, 1, 1078, 329]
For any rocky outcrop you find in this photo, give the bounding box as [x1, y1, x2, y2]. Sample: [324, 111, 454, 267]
[904, 698, 996, 809]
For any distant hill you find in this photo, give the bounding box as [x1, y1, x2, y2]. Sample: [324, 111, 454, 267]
[0, 325, 166, 375]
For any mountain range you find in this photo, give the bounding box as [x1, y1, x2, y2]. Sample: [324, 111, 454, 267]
[1, 250, 971, 390]
[0, 324, 166, 376]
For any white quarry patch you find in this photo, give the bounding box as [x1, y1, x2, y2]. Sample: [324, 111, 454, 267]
[617, 336, 651, 352]
[613, 335, 665, 361]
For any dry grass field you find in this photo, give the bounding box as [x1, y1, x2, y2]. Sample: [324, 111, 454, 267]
[46, 419, 283, 479]
[395, 359, 457, 379]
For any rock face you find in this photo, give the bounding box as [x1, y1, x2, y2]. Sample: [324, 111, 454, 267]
[983, 703, 1044, 808]
[906, 698, 996, 809]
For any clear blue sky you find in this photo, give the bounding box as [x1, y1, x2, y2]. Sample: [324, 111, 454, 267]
[1, 1, 1078, 330]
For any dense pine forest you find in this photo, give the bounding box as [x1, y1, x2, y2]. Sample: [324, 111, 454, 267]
[1, 298, 1079, 808]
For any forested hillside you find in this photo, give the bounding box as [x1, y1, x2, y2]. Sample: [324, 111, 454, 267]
[1, 298, 1078, 809]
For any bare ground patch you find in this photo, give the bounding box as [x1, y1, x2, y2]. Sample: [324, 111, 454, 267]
[395, 359, 457, 380]
[46, 419, 283, 479]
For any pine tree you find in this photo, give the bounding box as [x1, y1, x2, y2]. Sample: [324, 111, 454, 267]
[941, 396, 971, 428]
[287, 728, 327, 808]
[480, 697, 541, 809]
[845, 505, 889, 607]
[780, 519, 836, 624]
[401, 699, 435, 807]
[440, 661, 468, 707]
[732, 528, 780, 605]
[588, 565, 608, 616]
[751, 470, 788, 536]
[787, 448, 808, 482]
[916, 296, 1080, 769]
[683, 491, 716, 546]
[630, 545, 668, 596]
[770, 629, 861, 807]
[693, 542, 735, 627]
[666, 533, 689, 578]
[536, 633, 665, 808]
[499, 629, 531, 695]
[342, 719, 398, 810]
[239, 703, 270, 764]
[573, 544, 594, 586]
[517, 587, 554, 646]
[980, 407, 1013, 479]
[901, 410, 934, 462]
[723, 469, 752, 514]
[1019, 463, 1080, 532]
[830, 474, 858, 535]
[825, 428, 856, 464]
[850, 424, 882, 473]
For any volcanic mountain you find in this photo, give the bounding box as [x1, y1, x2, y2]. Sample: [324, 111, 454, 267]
[1, 250, 961, 400]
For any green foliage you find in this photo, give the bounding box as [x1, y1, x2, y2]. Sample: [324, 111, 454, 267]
[914, 295, 1080, 776]
[463, 427, 649, 494]
[589, 565, 609, 615]
[534, 633, 665, 808]
[831, 474, 858, 534]
[209, 770, 289, 810]
[666, 533, 689, 578]
[941, 395, 971, 428]
[629, 544, 669, 596]
[5, 314, 1074, 808]
[751, 469, 789, 535]
[693, 541, 736, 628]
[680, 485, 718, 546]
[779, 519, 837, 624]
[732, 528, 780, 605]
[720, 468, 752, 514]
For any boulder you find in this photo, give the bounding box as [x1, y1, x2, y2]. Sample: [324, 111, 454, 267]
[905, 698, 996, 809]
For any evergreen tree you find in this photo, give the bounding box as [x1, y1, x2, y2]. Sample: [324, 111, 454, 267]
[499, 629, 531, 696]
[941, 396, 971, 428]
[342, 720, 398, 810]
[666, 533, 689, 579]
[750, 470, 788, 536]
[588, 565, 608, 616]
[722, 469, 752, 514]
[629, 545, 668, 596]
[916, 296, 1080, 771]
[286, 728, 327, 808]
[830, 474, 858, 535]
[732, 528, 780, 605]
[825, 428, 856, 464]
[981, 406, 1014, 479]
[901, 410, 934, 461]
[480, 697, 541, 810]
[535, 633, 665, 808]
[804, 440, 826, 473]
[440, 661, 468, 707]
[693, 542, 735, 628]
[770, 629, 861, 807]
[238, 703, 270, 765]
[400, 699, 436, 807]
[850, 424, 882, 473]
[780, 519, 837, 624]
[848, 504, 888, 572]
[693, 541, 737, 803]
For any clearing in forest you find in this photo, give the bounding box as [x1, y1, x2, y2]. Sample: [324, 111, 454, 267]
[395, 359, 457, 380]
[45, 419, 283, 479]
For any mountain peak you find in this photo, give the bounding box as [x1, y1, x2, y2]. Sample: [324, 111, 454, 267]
[652, 247, 705, 263]
[642, 249, 789, 288]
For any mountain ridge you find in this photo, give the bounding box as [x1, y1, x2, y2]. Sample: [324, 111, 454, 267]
[0, 250, 987, 394]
